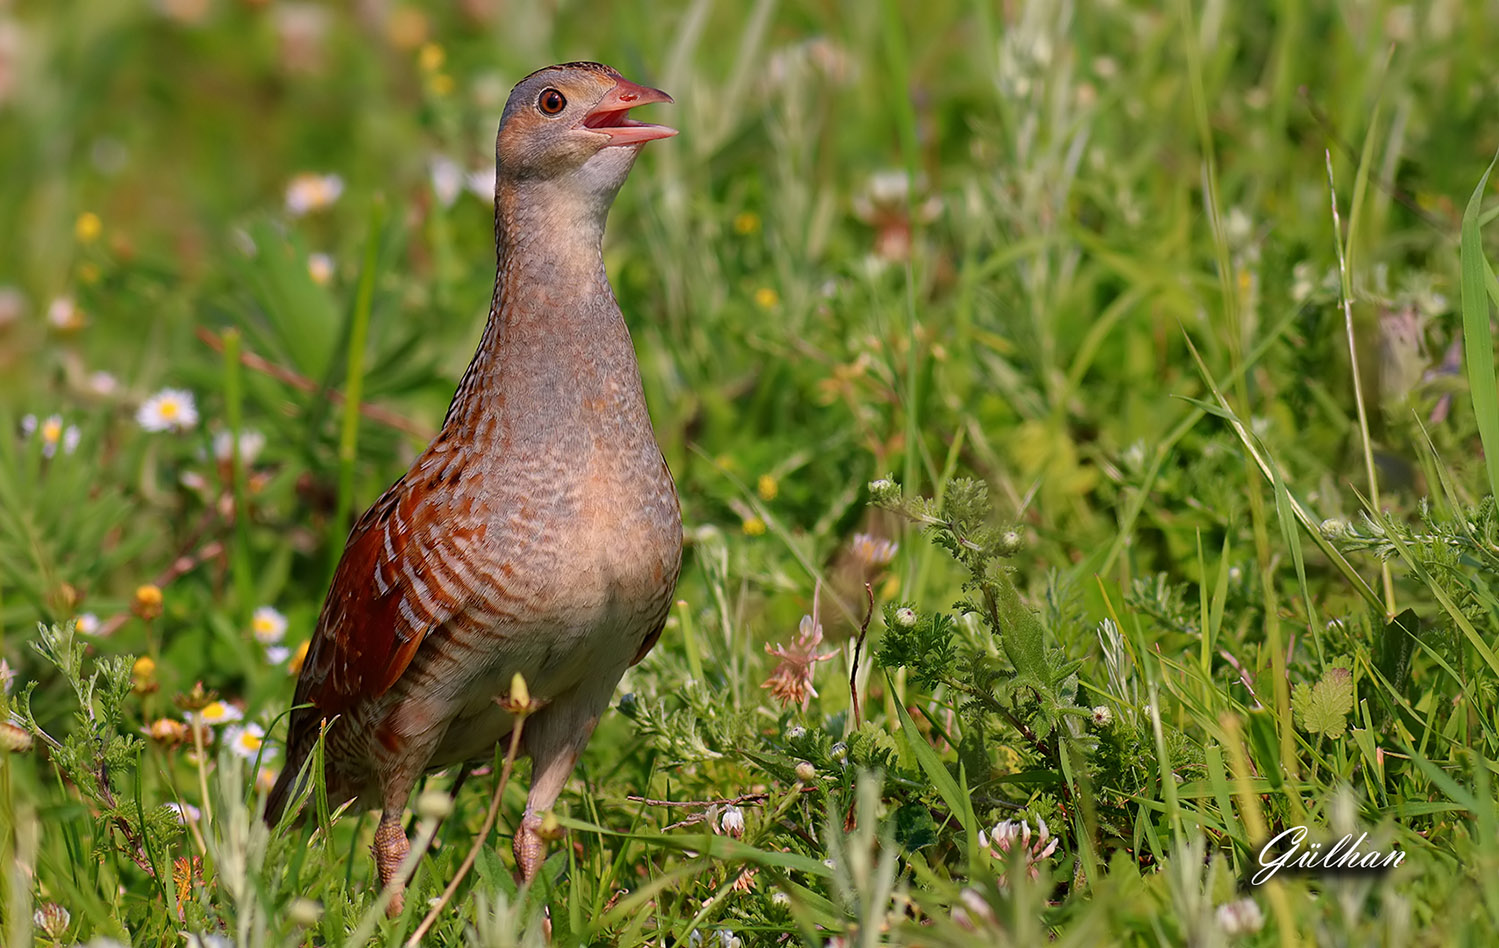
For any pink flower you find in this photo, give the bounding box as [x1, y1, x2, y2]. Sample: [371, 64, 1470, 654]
[761, 584, 839, 710]
[979, 818, 1059, 882]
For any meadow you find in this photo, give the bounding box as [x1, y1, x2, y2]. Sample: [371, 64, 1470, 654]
[2, 0, 1499, 944]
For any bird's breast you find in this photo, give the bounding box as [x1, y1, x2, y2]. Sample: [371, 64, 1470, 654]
[476, 432, 679, 642]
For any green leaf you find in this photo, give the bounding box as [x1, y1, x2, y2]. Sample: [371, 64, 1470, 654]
[1292, 666, 1355, 739]
[893, 802, 939, 852]
[988, 569, 1049, 682]
[1376, 609, 1420, 701]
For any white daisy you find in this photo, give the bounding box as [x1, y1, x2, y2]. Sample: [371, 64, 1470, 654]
[75, 613, 101, 636]
[265, 645, 291, 665]
[193, 701, 243, 726]
[136, 388, 199, 432]
[252, 605, 288, 644]
[285, 172, 344, 216]
[224, 723, 273, 760]
[21, 414, 81, 458]
[42, 414, 79, 457]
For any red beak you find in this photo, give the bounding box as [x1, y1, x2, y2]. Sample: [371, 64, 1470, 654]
[583, 77, 677, 146]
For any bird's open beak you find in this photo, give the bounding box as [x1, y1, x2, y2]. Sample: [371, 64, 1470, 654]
[583, 78, 677, 146]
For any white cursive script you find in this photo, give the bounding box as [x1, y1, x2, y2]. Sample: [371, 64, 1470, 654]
[1253, 826, 1404, 885]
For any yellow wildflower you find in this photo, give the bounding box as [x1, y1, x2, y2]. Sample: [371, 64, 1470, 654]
[417, 42, 444, 73]
[75, 212, 102, 244]
[132, 584, 163, 621]
[757, 474, 779, 501]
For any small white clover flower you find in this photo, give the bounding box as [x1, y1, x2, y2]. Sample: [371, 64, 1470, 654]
[33, 902, 70, 939]
[136, 388, 199, 432]
[252, 605, 288, 644]
[285, 172, 344, 215]
[224, 723, 272, 760]
[719, 805, 745, 838]
[980, 818, 1059, 881]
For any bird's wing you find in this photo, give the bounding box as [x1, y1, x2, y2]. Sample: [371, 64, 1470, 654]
[295, 473, 488, 715]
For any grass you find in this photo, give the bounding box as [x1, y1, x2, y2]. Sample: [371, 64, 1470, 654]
[2, 0, 1499, 944]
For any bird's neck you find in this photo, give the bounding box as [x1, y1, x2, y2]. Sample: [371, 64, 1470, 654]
[442, 177, 647, 441]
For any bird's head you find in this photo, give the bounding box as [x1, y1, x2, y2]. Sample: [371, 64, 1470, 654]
[495, 62, 675, 206]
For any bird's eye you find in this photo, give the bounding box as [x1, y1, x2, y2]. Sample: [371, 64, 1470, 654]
[538, 89, 567, 115]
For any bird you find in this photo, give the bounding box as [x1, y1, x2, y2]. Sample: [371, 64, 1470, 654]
[265, 61, 683, 916]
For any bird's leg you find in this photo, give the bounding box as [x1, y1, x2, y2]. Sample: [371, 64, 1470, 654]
[512, 746, 581, 883]
[372, 810, 411, 917]
[511, 676, 620, 883]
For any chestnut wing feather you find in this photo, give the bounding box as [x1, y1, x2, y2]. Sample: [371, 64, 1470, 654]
[295, 474, 487, 715]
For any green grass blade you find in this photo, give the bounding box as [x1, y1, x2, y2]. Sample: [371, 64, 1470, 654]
[888, 671, 973, 835]
[330, 198, 388, 575]
[1461, 152, 1499, 499]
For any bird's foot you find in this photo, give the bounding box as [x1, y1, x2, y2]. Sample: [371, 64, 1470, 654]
[373, 817, 411, 918]
[513, 812, 545, 884]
